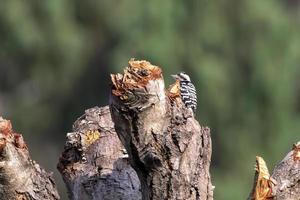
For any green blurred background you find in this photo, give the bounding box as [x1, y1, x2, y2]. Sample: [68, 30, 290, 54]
[1, 0, 300, 199]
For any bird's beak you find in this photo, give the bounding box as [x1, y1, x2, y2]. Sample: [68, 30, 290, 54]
[171, 74, 177, 79]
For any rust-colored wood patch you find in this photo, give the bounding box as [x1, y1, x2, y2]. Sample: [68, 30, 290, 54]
[251, 156, 275, 200]
[292, 142, 300, 161]
[111, 59, 162, 99]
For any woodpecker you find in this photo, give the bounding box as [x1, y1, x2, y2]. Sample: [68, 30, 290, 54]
[171, 72, 197, 114]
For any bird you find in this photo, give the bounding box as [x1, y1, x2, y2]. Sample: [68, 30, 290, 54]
[171, 72, 197, 114]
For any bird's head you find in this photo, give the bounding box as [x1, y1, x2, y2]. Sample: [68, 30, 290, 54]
[171, 72, 191, 82]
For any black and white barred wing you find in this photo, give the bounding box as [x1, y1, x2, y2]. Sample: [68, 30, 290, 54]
[180, 81, 197, 113]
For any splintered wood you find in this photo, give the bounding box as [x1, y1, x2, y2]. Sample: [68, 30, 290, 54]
[167, 79, 181, 100]
[110, 59, 165, 110]
[293, 142, 300, 161]
[0, 116, 27, 150]
[0, 117, 12, 136]
[111, 59, 162, 98]
[250, 156, 275, 200]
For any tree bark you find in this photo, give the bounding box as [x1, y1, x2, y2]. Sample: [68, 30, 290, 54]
[0, 117, 59, 200]
[1, 59, 300, 200]
[57, 106, 141, 200]
[248, 142, 300, 200]
[109, 60, 214, 200]
[271, 142, 300, 199]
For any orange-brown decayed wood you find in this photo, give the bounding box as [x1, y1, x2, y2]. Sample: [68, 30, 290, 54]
[251, 156, 276, 200]
[293, 142, 300, 161]
[0, 117, 12, 136]
[111, 59, 162, 99]
[0, 117, 27, 149]
[167, 79, 180, 99]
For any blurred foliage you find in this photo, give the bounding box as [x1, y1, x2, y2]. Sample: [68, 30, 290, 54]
[1, 0, 300, 199]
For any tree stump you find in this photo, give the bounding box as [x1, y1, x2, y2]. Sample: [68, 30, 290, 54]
[57, 106, 141, 200]
[0, 117, 59, 200]
[109, 60, 214, 200]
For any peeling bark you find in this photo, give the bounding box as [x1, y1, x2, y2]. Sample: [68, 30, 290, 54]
[0, 117, 59, 200]
[109, 60, 214, 200]
[57, 106, 141, 200]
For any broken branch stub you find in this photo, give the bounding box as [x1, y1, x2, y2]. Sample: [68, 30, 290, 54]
[0, 117, 59, 200]
[110, 59, 214, 200]
[248, 142, 300, 200]
[248, 156, 276, 200]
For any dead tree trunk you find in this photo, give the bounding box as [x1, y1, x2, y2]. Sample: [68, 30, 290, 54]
[0, 117, 59, 200]
[109, 60, 214, 200]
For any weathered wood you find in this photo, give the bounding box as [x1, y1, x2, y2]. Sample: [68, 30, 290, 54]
[2, 59, 300, 200]
[271, 142, 300, 200]
[109, 60, 214, 200]
[248, 142, 300, 200]
[57, 106, 141, 200]
[0, 117, 59, 200]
